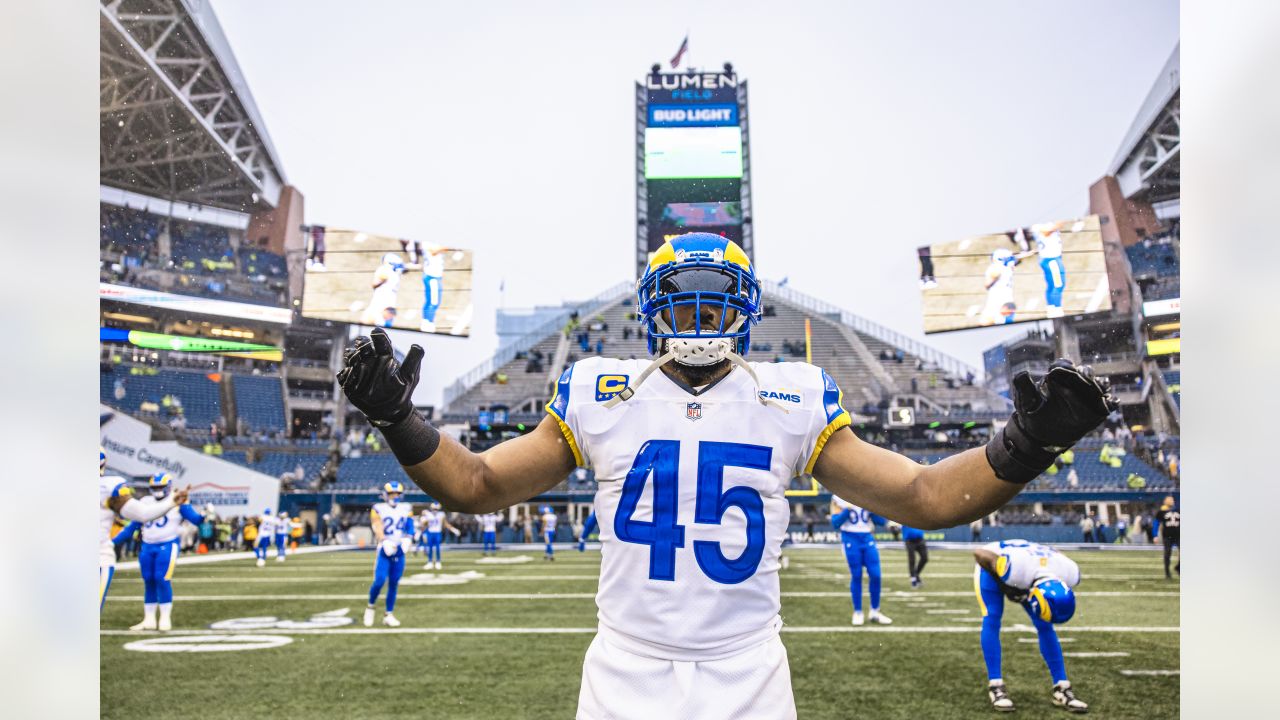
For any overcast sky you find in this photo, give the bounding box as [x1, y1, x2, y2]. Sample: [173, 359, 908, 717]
[210, 0, 1179, 407]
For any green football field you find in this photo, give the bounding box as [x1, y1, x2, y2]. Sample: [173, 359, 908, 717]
[101, 545, 1179, 719]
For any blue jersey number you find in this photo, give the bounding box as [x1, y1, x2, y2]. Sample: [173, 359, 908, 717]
[145, 515, 169, 529]
[615, 440, 772, 584]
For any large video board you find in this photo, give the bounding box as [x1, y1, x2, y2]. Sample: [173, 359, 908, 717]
[300, 227, 473, 336]
[638, 70, 749, 276]
[918, 215, 1112, 333]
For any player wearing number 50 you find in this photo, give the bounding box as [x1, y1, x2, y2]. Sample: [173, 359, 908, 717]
[336, 234, 1116, 720]
[112, 473, 204, 631]
[365, 481, 413, 628]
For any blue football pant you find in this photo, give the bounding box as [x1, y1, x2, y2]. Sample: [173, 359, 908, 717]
[369, 549, 406, 612]
[139, 540, 179, 604]
[842, 535, 882, 612]
[483, 531, 497, 552]
[545, 531, 555, 556]
[426, 532, 443, 562]
[1040, 256, 1066, 309]
[255, 537, 270, 560]
[275, 534, 287, 557]
[99, 565, 115, 613]
[976, 567, 1067, 684]
[422, 276, 442, 323]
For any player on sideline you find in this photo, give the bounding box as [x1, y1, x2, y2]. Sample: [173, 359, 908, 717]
[113, 473, 204, 631]
[336, 234, 1115, 719]
[365, 481, 413, 628]
[902, 523, 929, 587]
[274, 510, 290, 562]
[832, 497, 891, 625]
[100, 448, 188, 612]
[421, 501, 458, 570]
[1154, 495, 1180, 579]
[479, 511, 501, 556]
[974, 539, 1088, 713]
[539, 505, 558, 561]
[253, 508, 275, 567]
[577, 510, 598, 552]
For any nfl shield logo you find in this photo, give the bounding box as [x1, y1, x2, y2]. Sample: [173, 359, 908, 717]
[686, 402, 702, 421]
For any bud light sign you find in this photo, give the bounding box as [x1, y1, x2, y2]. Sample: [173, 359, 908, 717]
[648, 104, 738, 127]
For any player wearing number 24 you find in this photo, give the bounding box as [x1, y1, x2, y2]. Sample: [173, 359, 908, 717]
[337, 233, 1116, 720]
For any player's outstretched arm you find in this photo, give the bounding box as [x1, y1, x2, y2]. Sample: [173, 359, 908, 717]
[814, 359, 1115, 530]
[338, 329, 576, 514]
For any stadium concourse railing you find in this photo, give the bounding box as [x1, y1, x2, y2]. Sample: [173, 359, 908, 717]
[442, 281, 633, 411]
[760, 279, 978, 379]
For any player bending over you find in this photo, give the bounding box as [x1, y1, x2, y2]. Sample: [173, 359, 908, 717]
[420, 501, 458, 570]
[337, 234, 1114, 719]
[577, 510, 598, 552]
[113, 473, 204, 631]
[366, 481, 413, 627]
[831, 498, 891, 625]
[100, 448, 189, 612]
[539, 505, 558, 561]
[974, 540, 1088, 713]
[479, 511, 501, 555]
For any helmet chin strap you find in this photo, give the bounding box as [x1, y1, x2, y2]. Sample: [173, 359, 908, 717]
[602, 316, 788, 413]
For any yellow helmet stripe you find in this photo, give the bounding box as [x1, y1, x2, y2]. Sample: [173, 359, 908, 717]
[1030, 586, 1053, 622]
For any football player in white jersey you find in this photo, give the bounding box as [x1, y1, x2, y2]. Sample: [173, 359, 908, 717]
[360, 253, 421, 327]
[974, 540, 1087, 713]
[539, 505, 559, 560]
[980, 248, 1020, 326]
[830, 498, 891, 626]
[479, 511, 501, 555]
[113, 473, 204, 631]
[253, 508, 275, 567]
[337, 234, 1115, 719]
[420, 501, 458, 569]
[1029, 222, 1068, 319]
[274, 510, 290, 562]
[365, 481, 414, 627]
[99, 447, 188, 612]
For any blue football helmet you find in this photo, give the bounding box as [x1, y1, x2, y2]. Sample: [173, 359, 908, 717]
[1027, 577, 1076, 624]
[638, 233, 762, 363]
[383, 480, 405, 505]
[149, 472, 172, 498]
[992, 248, 1016, 267]
[382, 253, 405, 272]
[429, 501, 441, 511]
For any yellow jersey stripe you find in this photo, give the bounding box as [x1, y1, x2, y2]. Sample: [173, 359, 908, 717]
[804, 411, 851, 474]
[550, 416, 585, 468]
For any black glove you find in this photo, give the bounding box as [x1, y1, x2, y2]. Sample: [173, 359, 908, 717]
[337, 328, 424, 428]
[986, 358, 1118, 483]
[1001, 583, 1029, 604]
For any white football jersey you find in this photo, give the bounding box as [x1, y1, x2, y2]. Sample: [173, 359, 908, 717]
[423, 509, 446, 533]
[257, 513, 277, 538]
[541, 511, 558, 532]
[372, 502, 415, 548]
[100, 475, 131, 555]
[422, 247, 445, 278]
[548, 357, 851, 659]
[832, 497, 876, 533]
[1031, 223, 1064, 259]
[136, 497, 186, 544]
[275, 515, 290, 535]
[369, 264, 402, 310]
[480, 513, 499, 532]
[983, 540, 1080, 590]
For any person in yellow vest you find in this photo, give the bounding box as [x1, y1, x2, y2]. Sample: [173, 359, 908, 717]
[290, 516, 304, 547]
[243, 519, 258, 551]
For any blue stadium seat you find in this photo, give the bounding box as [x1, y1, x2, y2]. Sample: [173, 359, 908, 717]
[232, 375, 286, 433]
[335, 454, 403, 491]
[100, 367, 221, 427]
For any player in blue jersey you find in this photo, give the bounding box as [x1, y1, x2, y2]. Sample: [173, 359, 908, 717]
[539, 505, 559, 560]
[832, 497, 892, 625]
[974, 540, 1088, 713]
[366, 482, 414, 627]
[902, 524, 928, 587]
[113, 473, 204, 631]
[577, 510, 598, 552]
[337, 234, 1115, 718]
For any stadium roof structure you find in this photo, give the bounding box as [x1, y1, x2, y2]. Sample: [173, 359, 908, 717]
[1108, 43, 1180, 205]
[100, 0, 287, 211]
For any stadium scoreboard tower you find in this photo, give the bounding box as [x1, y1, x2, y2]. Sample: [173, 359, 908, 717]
[635, 64, 753, 277]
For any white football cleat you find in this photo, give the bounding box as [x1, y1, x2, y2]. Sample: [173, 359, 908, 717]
[780, 556, 790, 570]
[256, 558, 265, 567]
[436, 562, 443, 571]
[852, 611, 865, 626]
[276, 555, 285, 563]
[869, 610, 893, 625]
[424, 562, 433, 570]
[988, 683, 1015, 712]
[382, 613, 401, 628]
[158, 615, 172, 632]
[1052, 682, 1088, 713]
[363, 607, 375, 628]
[130, 617, 157, 632]
[420, 320, 436, 333]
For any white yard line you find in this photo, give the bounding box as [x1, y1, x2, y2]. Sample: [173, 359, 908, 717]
[1063, 651, 1131, 657]
[1120, 669, 1180, 676]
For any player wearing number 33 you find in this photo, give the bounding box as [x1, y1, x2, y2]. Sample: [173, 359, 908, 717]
[337, 233, 1117, 720]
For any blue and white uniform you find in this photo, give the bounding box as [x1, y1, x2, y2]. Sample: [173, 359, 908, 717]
[831, 498, 886, 613]
[540, 507, 558, 558]
[254, 511, 276, 561]
[578, 511, 598, 552]
[422, 509, 446, 564]
[369, 501, 414, 613]
[99, 474, 131, 611]
[976, 540, 1081, 685]
[549, 355, 851, 718]
[420, 246, 445, 329]
[114, 498, 203, 621]
[479, 512, 500, 554]
[1031, 223, 1067, 314]
[274, 512, 289, 559]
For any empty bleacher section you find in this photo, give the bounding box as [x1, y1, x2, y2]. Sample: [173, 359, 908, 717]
[1126, 229, 1180, 301]
[232, 374, 287, 434]
[444, 280, 1010, 420]
[221, 449, 328, 490]
[99, 202, 287, 307]
[334, 454, 403, 492]
[100, 365, 221, 428]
